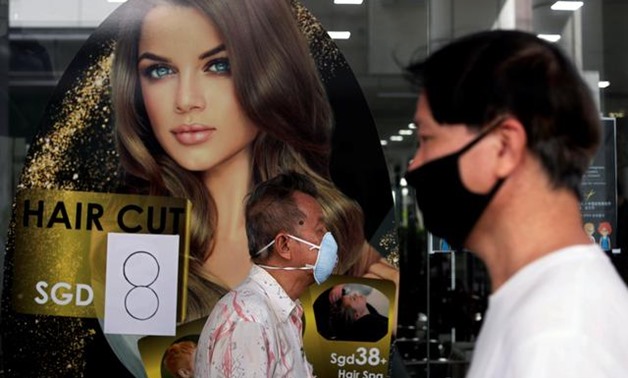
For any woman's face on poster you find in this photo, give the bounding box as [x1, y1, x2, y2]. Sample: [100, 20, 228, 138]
[342, 292, 368, 314]
[137, 5, 259, 173]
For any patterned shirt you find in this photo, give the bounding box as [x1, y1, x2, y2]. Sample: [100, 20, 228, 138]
[195, 265, 315, 377]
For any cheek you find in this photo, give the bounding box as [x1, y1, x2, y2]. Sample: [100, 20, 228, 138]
[142, 93, 161, 126]
[459, 147, 496, 193]
[225, 121, 258, 152]
[408, 145, 451, 171]
[229, 105, 259, 141]
[239, 119, 259, 140]
[141, 83, 171, 127]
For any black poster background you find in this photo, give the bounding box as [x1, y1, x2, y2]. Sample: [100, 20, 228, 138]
[580, 118, 619, 253]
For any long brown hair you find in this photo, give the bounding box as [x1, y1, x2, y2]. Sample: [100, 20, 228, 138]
[112, 0, 365, 320]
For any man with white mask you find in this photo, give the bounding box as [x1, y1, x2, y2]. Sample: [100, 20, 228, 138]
[195, 171, 337, 377]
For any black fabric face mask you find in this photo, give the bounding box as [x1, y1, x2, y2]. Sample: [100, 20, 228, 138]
[405, 125, 504, 250]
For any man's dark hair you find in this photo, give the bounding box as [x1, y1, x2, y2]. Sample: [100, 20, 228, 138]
[406, 30, 600, 195]
[245, 171, 319, 260]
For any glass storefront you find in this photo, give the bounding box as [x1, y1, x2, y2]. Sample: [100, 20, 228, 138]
[2, 1, 627, 377]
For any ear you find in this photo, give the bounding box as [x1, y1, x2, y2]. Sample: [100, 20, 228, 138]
[273, 233, 293, 261]
[494, 117, 527, 178]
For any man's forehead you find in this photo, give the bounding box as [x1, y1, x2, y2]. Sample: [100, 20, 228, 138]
[293, 190, 316, 205]
[293, 191, 323, 219]
[414, 95, 434, 127]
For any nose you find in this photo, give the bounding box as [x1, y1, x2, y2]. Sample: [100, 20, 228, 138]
[175, 72, 205, 113]
[407, 148, 424, 171]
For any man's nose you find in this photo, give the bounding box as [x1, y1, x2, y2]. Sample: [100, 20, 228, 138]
[407, 148, 424, 171]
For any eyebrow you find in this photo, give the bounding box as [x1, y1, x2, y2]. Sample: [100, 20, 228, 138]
[199, 44, 226, 60]
[137, 44, 227, 64]
[137, 52, 170, 64]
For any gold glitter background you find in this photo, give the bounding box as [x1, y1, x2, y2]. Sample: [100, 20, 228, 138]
[2, 35, 120, 376]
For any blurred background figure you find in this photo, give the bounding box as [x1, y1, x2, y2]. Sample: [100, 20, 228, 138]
[162, 340, 196, 378]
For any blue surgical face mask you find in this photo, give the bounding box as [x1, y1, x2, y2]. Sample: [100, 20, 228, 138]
[256, 232, 338, 284]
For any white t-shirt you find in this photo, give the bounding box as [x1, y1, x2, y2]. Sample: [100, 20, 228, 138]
[466, 244, 628, 378]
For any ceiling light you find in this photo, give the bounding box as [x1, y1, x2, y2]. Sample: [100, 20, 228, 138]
[408, 123, 416, 129]
[327, 31, 351, 40]
[400, 178, 408, 187]
[334, 0, 364, 4]
[380, 140, 388, 146]
[551, 1, 584, 11]
[399, 129, 413, 136]
[390, 135, 404, 142]
[537, 34, 561, 43]
[598, 81, 610, 89]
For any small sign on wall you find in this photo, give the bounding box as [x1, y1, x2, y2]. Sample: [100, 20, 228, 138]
[580, 118, 619, 254]
[105, 232, 180, 336]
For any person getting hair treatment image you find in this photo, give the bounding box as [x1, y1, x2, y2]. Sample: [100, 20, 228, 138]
[328, 284, 389, 342]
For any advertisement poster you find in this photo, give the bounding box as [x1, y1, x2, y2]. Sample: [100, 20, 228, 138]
[1, 0, 399, 376]
[301, 276, 396, 378]
[580, 118, 619, 254]
[10, 189, 190, 322]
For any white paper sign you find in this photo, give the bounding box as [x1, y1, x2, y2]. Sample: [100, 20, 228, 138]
[104, 232, 180, 336]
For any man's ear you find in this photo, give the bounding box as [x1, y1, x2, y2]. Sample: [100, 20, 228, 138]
[273, 233, 293, 260]
[495, 117, 527, 177]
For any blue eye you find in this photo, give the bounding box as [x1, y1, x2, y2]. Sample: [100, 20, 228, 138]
[143, 65, 174, 80]
[206, 58, 231, 74]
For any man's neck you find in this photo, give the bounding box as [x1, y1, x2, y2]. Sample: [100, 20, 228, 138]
[468, 180, 590, 293]
[264, 267, 311, 301]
